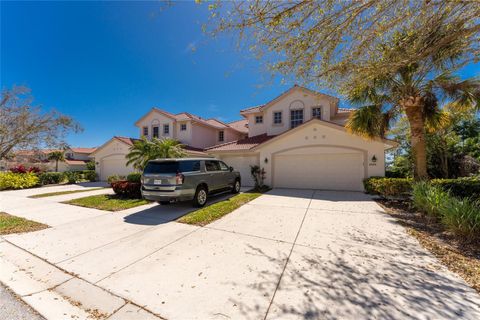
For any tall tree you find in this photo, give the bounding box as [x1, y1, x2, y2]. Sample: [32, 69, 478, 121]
[126, 137, 186, 171]
[48, 151, 65, 172]
[203, 1, 479, 92]
[0, 86, 82, 159]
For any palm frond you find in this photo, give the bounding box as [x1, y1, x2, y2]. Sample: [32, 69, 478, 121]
[346, 105, 388, 139]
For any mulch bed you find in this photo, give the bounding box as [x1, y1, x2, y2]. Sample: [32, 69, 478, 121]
[376, 198, 480, 293]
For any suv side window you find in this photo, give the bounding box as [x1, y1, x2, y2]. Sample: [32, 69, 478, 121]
[219, 161, 229, 171]
[179, 160, 200, 172]
[205, 160, 220, 172]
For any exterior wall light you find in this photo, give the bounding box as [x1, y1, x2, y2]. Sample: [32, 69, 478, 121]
[371, 155, 377, 163]
[264, 157, 268, 164]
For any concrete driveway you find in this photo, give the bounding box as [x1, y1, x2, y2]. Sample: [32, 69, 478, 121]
[1, 187, 479, 319]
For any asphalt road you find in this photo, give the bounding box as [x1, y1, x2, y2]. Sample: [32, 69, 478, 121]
[0, 283, 44, 320]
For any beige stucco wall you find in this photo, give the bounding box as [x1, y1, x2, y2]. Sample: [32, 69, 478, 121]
[191, 123, 219, 149]
[247, 89, 335, 137]
[175, 120, 193, 145]
[136, 111, 176, 140]
[92, 139, 134, 180]
[257, 121, 386, 186]
[215, 153, 259, 187]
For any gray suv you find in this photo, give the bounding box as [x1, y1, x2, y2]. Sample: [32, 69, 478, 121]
[141, 158, 241, 207]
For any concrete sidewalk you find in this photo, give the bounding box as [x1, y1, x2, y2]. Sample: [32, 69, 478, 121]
[1, 187, 480, 319]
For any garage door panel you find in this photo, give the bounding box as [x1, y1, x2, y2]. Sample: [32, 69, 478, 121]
[100, 158, 132, 181]
[273, 153, 364, 191]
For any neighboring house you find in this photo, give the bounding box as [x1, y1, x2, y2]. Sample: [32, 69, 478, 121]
[1, 148, 96, 172]
[93, 85, 397, 189]
[206, 85, 397, 190]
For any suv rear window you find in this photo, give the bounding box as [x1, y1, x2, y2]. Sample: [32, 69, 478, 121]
[144, 160, 201, 174]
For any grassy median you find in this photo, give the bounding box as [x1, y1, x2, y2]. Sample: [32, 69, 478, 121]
[0, 212, 48, 235]
[64, 194, 150, 211]
[29, 187, 105, 198]
[178, 191, 263, 226]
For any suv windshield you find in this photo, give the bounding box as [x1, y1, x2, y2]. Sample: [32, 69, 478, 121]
[144, 160, 201, 174]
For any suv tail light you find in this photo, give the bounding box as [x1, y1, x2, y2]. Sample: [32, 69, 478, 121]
[176, 173, 185, 185]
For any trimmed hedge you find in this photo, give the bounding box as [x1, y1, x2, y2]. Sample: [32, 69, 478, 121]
[431, 177, 480, 200]
[39, 172, 65, 185]
[363, 177, 413, 197]
[364, 176, 480, 199]
[0, 172, 39, 190]
[127, 172, 142, 183]
[107, 175, 125, 184]
[111, 181, 142, 199]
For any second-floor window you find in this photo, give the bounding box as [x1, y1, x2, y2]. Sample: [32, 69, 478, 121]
[163, 124, 169, 135]
[142, 126, 148, 136]
[273, 111, 282, 124]
[153, 126, 159, 138]
[218, 130, 224, 142]
[290, 109, 304, 128]
[255, 115, 263, 124]
[180, 123, 187, 131]
[312, 107, 322, 120]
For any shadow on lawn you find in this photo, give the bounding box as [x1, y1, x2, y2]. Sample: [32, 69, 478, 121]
[122, 191, 237, 226]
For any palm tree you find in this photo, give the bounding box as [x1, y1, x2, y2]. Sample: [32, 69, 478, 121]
[346, 27, 480, 180]
[125, 137, 186, 170]
[347, 66, 479, 180]
[48, 151, 65, 172]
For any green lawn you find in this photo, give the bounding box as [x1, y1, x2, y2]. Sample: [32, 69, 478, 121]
[29, 187, 105, 198]
[0, 212, 48, 235]
[64, 194, 150, 211]
[178, 191, 263, 226]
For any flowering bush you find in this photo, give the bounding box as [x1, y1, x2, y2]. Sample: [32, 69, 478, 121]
[111, 181, 142, 199]
[9, 165, 42, 174]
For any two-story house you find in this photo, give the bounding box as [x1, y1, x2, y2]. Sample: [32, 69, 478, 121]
[92, 85, 396, 189]
[91, 110, 246, 180]
[206, 85, 397, 190]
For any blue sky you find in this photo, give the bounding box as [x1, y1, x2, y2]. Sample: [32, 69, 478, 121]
[1, 1, 478, 148]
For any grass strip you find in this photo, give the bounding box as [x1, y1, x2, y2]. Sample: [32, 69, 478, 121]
[178, 191, 262, 226]
[0, 212, 48, 235]
[29, 187, 106, 198]
[64, 194, 150, 211]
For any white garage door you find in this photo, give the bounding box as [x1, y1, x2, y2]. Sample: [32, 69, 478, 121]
[220, 155, 258, 187]
[273, 153, 364, 191]
[100, 157, 132, 181]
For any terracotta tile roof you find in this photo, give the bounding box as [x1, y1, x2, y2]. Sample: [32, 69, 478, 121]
[227, 119, 248, 133]
[70, 147, 97, 154]
[206, 134, 276, 152]
[205, 119, 229, 129]
[114, 136, 139, 146]
[239, 105, 263, 113]
[65, 159, 89, 165]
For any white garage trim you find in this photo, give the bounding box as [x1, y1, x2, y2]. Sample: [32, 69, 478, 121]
[271, 144, 368, 190]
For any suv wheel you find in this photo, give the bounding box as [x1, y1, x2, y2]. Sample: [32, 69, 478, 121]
[193, 186, 208, 207]
[232, 179, 241, 194]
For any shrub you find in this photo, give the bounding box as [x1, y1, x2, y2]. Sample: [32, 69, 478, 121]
[86, 161, 95, 170]
[38, 172, 65, 185]
[9, 165, 41, 174]
[64, 171, 80, 184]
[439, 197, 480, 240]
[0, 172, 39, 190]
[412, 182, 449, 217]
[107, 175, 125, 184]
[431, 177, 480, 200]
[111, 181, 142, 199]
[82, 170, 97, 182]
[250, 165, 266, 189]
[363, 177, 413, 197]
[127, 172, 142, 183]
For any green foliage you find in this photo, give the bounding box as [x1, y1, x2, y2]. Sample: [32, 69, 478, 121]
[412, 182, 480, 239]
[363, 177, 412, 198]
[412, 182, 449, 217]
[0, 172, 39, 190]
[82, 170, 97, 182]
[250, 165, 266, 189]
[107, 175, 125, 184]
[125, 137, 187, 171]
[431, 177, 480, 200]
[86, 161, 95, 170]
[38, 172, 65, 185]
[126, 172, 142, 183]
[111, 181, 142, 199]
[64, 171, 80, 184]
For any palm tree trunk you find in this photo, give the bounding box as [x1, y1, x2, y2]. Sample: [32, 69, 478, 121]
[403, 98, 428, 180]
[55, 160, 58, 172]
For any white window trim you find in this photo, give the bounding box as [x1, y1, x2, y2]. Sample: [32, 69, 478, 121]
[218, 130, 224, 142]
[255, 115, 263, 124]
[290, 109, 304, 129]
[152, 126, 160, 138]
[312, 106, 322, 120]
[163, 124, 170, 135]
[273, 111, 283, 125]
[180, 123, 187, 131]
